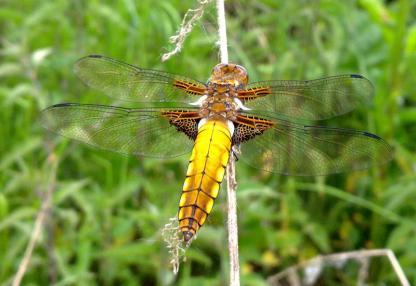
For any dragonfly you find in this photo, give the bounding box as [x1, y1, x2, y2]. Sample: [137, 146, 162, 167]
[41, 55, 393, 242]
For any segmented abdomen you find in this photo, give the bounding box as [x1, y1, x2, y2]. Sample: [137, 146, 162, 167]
[178, 119, 232, 241]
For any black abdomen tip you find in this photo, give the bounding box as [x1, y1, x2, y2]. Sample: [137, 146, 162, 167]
[183, 231, 194, 242]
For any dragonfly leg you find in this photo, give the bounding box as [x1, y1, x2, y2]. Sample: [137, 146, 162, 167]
[231, 146, 241, 162]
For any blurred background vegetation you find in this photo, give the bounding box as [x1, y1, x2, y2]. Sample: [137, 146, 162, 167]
[1, 0, 415, 285]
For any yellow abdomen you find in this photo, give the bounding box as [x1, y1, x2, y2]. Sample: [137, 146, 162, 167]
[178, 119, 232, 241]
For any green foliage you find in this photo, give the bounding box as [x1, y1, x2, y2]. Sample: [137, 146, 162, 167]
[1, 0, 415, 285]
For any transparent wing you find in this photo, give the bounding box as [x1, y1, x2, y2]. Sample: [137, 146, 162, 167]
[74, 55, 207, 103]
[238, 117, 393, 176]
[40, 103, 198, 158]
[239, 75, 374, 121]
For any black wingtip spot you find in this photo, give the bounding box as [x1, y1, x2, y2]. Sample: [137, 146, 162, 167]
[51, 103, 75, 108]
[363, 131, 381, 140]
[350, 74, 364, 79]
[89, 54, 103, 58]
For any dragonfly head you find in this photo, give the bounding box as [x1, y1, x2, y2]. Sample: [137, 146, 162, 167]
[210, 63, 248, 87]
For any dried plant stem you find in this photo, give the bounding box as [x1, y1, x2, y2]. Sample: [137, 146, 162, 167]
[161, 0, 213, 61]
[216, 0, 240, 284]
[216, 0, 228, 64]
[267, 249, 410, 286]
[12, 154, 57, 286]
[226, 147, 240, 286]
[386, 249, 410, 286]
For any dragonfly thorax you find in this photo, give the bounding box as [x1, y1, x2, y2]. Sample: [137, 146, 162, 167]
[198, 82, 248, 120]
[192, 63, 250, 120]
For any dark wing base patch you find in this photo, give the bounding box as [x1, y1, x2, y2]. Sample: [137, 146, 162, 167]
[161, 110, 201, 140]
[232, 115, 274, 145]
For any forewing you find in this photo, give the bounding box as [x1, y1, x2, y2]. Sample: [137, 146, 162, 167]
[238, 118, 393, 176]
[239, 75, 374, 120]
[40, 103, 198, 158]
[74, 55, 207, 103]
